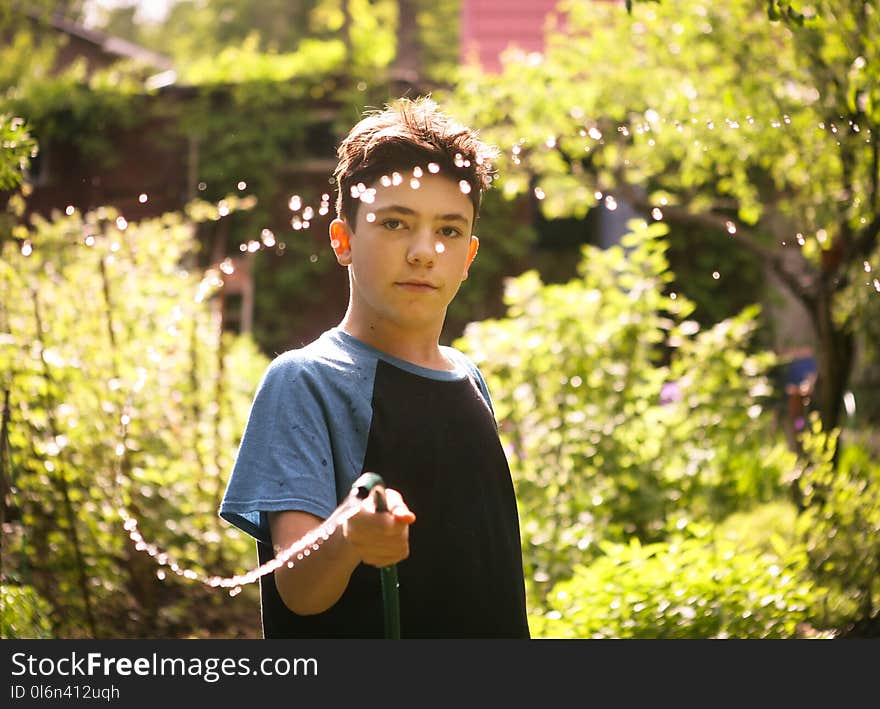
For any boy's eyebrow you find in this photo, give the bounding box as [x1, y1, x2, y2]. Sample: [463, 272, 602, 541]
[374, 205, 470, 223]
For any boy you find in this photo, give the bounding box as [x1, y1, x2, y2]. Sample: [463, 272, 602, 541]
[219, 97, 530, 638]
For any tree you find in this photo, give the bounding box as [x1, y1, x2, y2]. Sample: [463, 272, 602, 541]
[447, 0, 879, 438]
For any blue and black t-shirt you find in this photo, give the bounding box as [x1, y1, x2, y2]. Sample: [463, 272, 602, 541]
[219, 327, 529, 638]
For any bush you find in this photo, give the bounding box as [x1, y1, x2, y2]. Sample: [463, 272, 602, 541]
[531, 522, 816, 639]
[795, 419, 880, 636]
[1, 584, 54, 639]
[1, 204, 267, 637]
[456, 220, 796, 610]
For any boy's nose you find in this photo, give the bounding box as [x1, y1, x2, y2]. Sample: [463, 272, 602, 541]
[406, 229, 437, 266]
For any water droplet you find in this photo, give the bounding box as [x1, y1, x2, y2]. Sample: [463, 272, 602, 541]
[712, 271, 720, 280]
[237, 181, 247, 190]
[843, 391, 856, 416]
[138, 193, 148, 203]
[459, 180, 471, 194]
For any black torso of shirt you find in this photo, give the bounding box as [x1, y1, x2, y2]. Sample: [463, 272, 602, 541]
[258, 358, 530, 638]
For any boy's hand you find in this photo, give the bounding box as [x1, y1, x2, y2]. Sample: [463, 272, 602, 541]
[343, 488, 415, 568]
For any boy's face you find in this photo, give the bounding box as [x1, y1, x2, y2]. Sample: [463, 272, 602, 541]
[329, 172, 479, 335]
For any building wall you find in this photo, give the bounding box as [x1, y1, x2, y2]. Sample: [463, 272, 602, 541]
[460, 0, 623, 74]
[460, 0, 567, 73]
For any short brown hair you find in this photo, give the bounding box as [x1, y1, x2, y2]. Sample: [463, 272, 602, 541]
[333, 96, 498, 226]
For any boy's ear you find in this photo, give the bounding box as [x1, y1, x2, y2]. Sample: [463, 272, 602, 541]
[329, 219, 352, 266]
[462, 235, 479, 280]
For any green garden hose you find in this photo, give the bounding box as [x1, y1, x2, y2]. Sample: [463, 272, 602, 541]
[351, 472, 401, 639]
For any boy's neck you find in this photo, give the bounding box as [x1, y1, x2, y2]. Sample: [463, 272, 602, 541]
[338, 315, 454, 370]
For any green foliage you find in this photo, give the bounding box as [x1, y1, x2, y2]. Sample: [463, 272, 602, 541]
[0, 114, 36, 190]
[414, 0, 462, 85]
[0, 205, 268, 637]
[1, 31, 143, 167]
[795, 418, 880, 634]
[532, 522, 816, 638]
[1, 584, 54, 639]
[456, 220, 796, 610]
[443, 189, 538, 341]
[448, 0, 880, 432]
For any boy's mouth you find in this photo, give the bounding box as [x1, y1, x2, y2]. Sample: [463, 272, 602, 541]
[395, 280, 438, 291]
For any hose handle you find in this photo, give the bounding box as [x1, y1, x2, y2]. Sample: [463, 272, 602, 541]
[351, 472, 388, 511]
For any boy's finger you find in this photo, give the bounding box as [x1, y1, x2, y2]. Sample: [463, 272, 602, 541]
[384, 488, 416, 523]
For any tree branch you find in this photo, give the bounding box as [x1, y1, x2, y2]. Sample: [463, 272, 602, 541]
[611, 175, 818, 311]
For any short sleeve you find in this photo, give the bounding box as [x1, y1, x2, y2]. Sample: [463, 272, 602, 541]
[444, 346, 496, 416]
[219, 353, 339, 545]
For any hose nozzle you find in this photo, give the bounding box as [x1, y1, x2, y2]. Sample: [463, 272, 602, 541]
[351, 472, 388, 511]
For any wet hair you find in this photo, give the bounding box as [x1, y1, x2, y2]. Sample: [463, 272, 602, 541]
[333, 96, 499, 226]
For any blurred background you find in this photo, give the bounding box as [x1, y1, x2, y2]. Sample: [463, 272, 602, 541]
[1, 0, 878, 639]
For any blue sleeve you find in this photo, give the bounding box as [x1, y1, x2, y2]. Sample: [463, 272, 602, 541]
[218, 353, 339, 545]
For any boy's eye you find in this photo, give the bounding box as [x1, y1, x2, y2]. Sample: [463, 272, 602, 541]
[439, 226, 463, 237]
[381, 218, 405, 230]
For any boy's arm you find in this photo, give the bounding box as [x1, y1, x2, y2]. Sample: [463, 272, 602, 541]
[269, 489, 415, 616]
